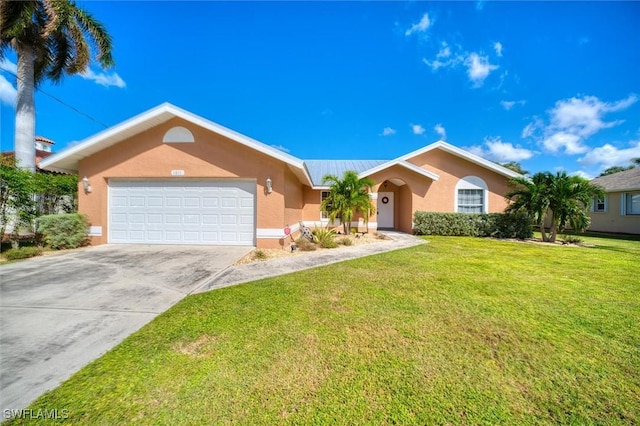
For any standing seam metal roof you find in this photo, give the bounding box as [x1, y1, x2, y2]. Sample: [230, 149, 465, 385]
[304, 160, 388, 186]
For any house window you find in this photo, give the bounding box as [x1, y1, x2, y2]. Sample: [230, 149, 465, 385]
[458, 189, 484, 213]
[455, 176, 488, 213]
[321, 191, 331, 220]
[592, 196, 607, 213]
[624, 192, 640, 215]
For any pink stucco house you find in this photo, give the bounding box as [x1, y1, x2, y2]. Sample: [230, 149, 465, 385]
[40, 103, 521, 248]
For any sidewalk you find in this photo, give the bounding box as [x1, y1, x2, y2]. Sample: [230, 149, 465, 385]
[193, 231, 426, 293]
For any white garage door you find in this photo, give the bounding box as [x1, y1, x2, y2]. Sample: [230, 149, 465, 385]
[109, 180, 255, 246]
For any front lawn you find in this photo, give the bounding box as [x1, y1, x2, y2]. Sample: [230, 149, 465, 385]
[12, 236, 639, 424]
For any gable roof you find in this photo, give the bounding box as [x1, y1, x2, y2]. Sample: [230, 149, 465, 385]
[38, 103, 313, 185]
[590, 168, 640, 192]
[39, 104, 522, 188]
[397, 140, 522, 179]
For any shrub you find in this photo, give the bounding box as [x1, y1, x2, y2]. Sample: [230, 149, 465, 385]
[339, 237, 353, 246]
[295, 237, 317, 251]
[413, 211, 533, 240]
[4, 247, 42, 261]
[253, 249, 267, 260]
[562, 235, 583, 244]
[313, 228, 338, 248]
[37, 213, 90, 249]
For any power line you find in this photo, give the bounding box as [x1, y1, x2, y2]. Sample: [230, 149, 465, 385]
[0, 67, 109, 129]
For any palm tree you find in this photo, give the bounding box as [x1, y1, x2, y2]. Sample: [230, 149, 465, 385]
[1, 0, 114, 171]
[546, 171, 604, 242]
[506, 171, 604, 243]
[321, 171, 375, 234]
[505, 172, 552, 240]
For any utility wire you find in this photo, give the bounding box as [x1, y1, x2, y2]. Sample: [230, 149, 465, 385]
[0, 67, 110, 129]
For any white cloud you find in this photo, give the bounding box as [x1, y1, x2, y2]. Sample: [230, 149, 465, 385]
[270, 144, 290, 153]
[411, 124, 425, 135]
[468, 137, 534, 162]
[81, 68, 126, 88]
[542, 132, 586, 155]
[405, 13, 431, 36]
[578, 140, 640, 170]
[476, 1, 485, 11]
[423, 45, 498, 87]
[465, 52, 499, 87]
[434, 123, 446, 140]
[0, 75, 16, 106]
[494, 42, 503, 57]
[524, 94, 638, 155]
[500, 100, 526, 111]
[0, 58, 17, 74]
[381, 127, 396, 136]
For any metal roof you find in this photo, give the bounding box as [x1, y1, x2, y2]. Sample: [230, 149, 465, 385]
[590, 167, 640, 192]
[305, 160, 387, 186]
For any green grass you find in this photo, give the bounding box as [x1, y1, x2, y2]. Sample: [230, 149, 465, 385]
[11, 236, 640, 425]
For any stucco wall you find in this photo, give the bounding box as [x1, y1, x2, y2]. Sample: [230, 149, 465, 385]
[78, 117, 292, 247]
[407, 149, 511, 213]
[589, 192, 640, 234]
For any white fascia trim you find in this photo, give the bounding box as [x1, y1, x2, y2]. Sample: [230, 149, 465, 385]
[358, 159, 440, 182]
[256, 223, 301, 239]
[397, 140, 523, 179]
[40, 103, 312, 186]
[303, 220, 377, 229]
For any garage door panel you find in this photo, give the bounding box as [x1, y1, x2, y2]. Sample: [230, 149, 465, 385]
[109, 180, 255, 245]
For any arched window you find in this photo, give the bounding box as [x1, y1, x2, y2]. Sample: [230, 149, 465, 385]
[455, 176, 488, 213]
[162, 126, 195, 143]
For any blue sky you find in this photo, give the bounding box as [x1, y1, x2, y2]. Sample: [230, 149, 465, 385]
[1, 1, 639, 178]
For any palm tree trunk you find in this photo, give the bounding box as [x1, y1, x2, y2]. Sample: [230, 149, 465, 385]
[14, 43, 36, 172]
[539, 223, 547, 242]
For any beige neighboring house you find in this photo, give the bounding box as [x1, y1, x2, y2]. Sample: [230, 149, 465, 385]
[589, 168, 640, 235]
[39, 103, 521, 248]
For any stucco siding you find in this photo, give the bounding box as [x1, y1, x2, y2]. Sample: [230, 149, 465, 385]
[589, 192, 640, 234]
[78, 117, 289, 246]
[407, 149, 511, 213]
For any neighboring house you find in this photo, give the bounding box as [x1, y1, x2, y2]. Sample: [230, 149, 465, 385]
[1, 136, 56, 236]
[2, 136, 55, 170]
[39, 103, 521, 248]
[589, 168, 640, 235]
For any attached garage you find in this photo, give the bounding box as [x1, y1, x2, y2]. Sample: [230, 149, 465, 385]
[109, 179, 256, 246]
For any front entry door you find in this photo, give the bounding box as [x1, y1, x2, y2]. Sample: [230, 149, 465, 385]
[377, 192, 394, 228]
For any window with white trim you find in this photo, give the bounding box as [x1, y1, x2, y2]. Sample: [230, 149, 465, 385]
[592, 196, 607, 213]
[321, 191, 331, 220]
[458, 189, 484, 213]
[455, 176, 488, 213]
[623, 192, 640, 215]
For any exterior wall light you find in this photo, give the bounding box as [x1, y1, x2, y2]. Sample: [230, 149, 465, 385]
[266, 177, 273, 194]
[82, 176, 92, 193]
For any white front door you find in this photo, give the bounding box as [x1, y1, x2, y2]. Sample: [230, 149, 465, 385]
[377, 192, 394, 228]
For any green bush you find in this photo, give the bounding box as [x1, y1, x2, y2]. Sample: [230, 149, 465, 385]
[4, 247, 42, 260]
[37, 213, 90, 249]
[413, 211, 533, 240]
[312, 228, 338, 248]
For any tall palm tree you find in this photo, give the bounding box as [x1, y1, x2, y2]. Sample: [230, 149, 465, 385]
[1, 0, 114, 171]
[321, 171, 375, 234]
[506, 171, 604, 242]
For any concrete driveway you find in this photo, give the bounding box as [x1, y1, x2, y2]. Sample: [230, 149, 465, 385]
[0, 244, 250, 411]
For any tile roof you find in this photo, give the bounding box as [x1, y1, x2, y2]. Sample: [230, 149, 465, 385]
[304, 160, 387, 186]
[590, 167, 640, 192]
